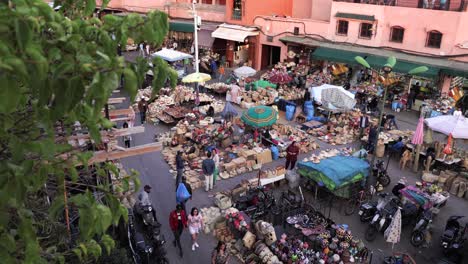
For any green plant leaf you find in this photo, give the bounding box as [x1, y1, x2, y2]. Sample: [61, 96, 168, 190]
[354, 56, 370, 68]
[123, 68, 137, 101]
[72, 248, 82, 261]
[14, 18, 31, 52]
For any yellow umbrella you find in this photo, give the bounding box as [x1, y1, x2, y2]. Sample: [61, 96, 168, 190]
[182, 72, 211, 83]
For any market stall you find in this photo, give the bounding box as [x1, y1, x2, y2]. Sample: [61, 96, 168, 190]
[151, 48, 193, 78]
[297, 155, 370, 198]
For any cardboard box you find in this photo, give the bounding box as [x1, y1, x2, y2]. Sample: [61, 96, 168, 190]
[256, 149, 272, 165]
[276, 166, 285, 176]
[240, 149, 257, 160]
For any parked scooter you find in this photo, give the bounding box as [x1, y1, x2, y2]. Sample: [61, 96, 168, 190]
[411, 209, 433, 247]
[148, 225, 168, 264]
[441, 216, 467, 256]
[359, 193, 390, 223]
[373, 160, 391, 187]
[365, 196, 400, 241]
[135, 204, 160, 227]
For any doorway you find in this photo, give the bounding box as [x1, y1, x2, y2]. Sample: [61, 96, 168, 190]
[261, 45, 281, 69]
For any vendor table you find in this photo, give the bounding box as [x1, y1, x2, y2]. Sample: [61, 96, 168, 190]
[259, 174, 285, 186]
[405, 144, 462, 168]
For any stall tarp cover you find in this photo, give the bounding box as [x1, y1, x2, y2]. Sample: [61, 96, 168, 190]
[297, 156, 369, 191]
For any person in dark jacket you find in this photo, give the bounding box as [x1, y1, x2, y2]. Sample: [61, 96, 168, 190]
[206, 105, 215, 117]
[285, 141, 300, 170]
[202, 151, 215, 192]
[137, 98, 148, 124]
[169, 204, 188, 257]
[367, 124, 378, 153]
[175, 151, 184, 189]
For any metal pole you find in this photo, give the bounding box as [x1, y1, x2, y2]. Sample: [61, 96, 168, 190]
[192, 0, 199, 74]
[370, 79, 389, 171]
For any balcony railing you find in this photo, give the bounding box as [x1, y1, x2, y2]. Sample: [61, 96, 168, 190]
[333, 0, 468, 12]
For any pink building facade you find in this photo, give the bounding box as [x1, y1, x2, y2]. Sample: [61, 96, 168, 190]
[102, 0, 468, 92]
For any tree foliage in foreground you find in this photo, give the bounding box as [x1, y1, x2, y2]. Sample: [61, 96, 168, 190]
[0, 0, 177, 263]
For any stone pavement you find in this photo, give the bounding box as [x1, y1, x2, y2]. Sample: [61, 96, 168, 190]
[118, 52, 467, 263]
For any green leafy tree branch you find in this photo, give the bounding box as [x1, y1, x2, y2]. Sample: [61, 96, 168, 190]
[0, 0, 177, 263]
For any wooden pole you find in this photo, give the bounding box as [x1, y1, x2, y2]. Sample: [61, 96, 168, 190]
[413, 144, 422, 172]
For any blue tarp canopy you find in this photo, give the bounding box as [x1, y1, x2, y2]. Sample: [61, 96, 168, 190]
[297, 156, 369, 190]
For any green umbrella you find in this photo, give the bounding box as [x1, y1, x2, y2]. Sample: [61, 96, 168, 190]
[241, 106, 278, 128]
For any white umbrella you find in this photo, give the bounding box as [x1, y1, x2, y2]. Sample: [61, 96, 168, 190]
[234, 66, 257, 78]
[384, 207, 401, 249]
[424, 115, 468, 139]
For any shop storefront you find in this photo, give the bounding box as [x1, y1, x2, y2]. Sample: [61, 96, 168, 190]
[212, 24, 259, 68]
[167, 21, 217, 53]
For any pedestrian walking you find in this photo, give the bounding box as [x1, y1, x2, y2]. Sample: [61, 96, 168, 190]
[169, 204, 187, 257]
[178, 177, 192, 213]
[212, 149, 220, 186]
[138, 97, 148, 124]
[175, 151, 184, 189]
[122, 122, 132, 148]
[211, 241, 230, 264]
[210, 59, 218, 79]
[202, 151, 215, 192]
[188, 207, 204, 251]
[285, 141, 300, 170]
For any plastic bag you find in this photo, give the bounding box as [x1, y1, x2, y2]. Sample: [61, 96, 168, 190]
[176, 183, 191, 204]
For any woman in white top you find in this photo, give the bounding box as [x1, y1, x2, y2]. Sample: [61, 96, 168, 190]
[188, 207, 204, 251]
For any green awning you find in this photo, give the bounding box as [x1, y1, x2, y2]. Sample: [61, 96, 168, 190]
[169, 22, 194, 33]
[365, 56, 440, 78]
[335, 12, 375, 21]
[440, 68, 468, 78]
[312, 47, 362, 65]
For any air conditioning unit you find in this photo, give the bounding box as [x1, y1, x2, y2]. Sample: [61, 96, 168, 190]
[267, 36, 273, 42]
[294, 27, 299, 35]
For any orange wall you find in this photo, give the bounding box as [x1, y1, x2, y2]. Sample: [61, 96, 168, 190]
[225, 0, 293, 25]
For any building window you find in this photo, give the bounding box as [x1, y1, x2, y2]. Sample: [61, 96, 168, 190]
[390, 26, 404, 43]
[359, 23, 373, 39]
[232, 0, 242, 20]
[426, 30, 442, 48]
[336, 20, 349, 36]
[218, 0, 226, 5]
[201, 0, 212, 4]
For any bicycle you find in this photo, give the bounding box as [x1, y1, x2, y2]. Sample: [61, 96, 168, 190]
[344, 187, 374, 216]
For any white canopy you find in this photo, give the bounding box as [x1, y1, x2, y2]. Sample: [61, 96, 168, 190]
[425, 115, 468, 139]
[152, 48, 193, 62]
[309, 84, 355, 104]
[234, 66, 257, 78]
[212, 24, 259, 42]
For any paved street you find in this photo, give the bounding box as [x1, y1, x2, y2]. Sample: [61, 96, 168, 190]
[116, 60, 468, 263]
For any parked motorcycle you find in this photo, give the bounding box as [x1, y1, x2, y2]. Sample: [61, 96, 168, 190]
[411, 209, 433, 247]
[359, 193, 389, 223]
[441, 216, 467, 256]
[364, 197, 419, 241]
[373, 160, 391, 187]
[235, 185, 278, 221]
[134, 204, 160, 227]
[148, 225, 168, 264]
[128, 209, 154, 264]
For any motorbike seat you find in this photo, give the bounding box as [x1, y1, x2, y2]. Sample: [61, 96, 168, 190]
[442, 229, 457, 240]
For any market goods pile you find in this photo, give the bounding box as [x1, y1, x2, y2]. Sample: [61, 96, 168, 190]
[157, 120, 319, 190]
[307, 111, 362, 145]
